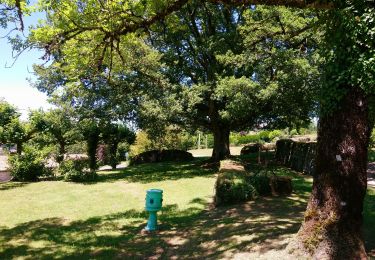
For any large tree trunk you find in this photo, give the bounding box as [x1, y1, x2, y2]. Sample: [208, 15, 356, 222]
[86, 130, 100, 171]
[57, 141, 66, 163]
[292, 87, 370, 259]
[211, 124, 231, 161]
[16, 142, 22, 155]
[109, 142, 118, 170]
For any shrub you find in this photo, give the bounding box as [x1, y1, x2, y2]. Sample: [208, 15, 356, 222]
[248, 173, 272, 196]
[117, 142, 130, 161]
[258, 130, 271, 142]
[8, 148, 52, 181]
[214, 171, 257, 206]
[59, 159, 97, 182]
[268, 130, 283, 141]
[290, 129, 298, 136]
[237, 134, 261, 145]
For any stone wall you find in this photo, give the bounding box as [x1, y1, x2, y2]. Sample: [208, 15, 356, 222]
[275, 139, 316, 175]
[130, 149, 194, 165]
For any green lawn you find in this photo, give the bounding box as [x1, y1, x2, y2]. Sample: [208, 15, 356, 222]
[0, 158, 374, 259]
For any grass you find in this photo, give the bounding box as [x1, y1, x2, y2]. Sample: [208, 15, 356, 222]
[0, 157, 374, 259]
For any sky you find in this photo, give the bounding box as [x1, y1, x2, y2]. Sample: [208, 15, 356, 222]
[0, 11, 52, 119]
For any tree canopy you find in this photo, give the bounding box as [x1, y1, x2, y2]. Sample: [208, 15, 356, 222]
[2, 0, 375, 258]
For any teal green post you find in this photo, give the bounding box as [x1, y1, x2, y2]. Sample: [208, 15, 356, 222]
[145, 189, 163, 231]
[145, 211, 158, 231]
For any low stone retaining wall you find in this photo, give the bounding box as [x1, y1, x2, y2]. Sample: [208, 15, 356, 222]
[130, 150, 194, 165]
[275, 139, 316, 175]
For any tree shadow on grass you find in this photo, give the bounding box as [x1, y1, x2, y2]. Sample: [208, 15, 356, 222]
[0, 182, 28, 191]
[95, 159, 217, 184]
[0, 193, 311, 260]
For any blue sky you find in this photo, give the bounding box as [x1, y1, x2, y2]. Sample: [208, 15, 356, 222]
[0, 11, 52, 119]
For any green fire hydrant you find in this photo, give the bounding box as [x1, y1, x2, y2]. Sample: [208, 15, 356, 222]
[145, 189, 163, 231]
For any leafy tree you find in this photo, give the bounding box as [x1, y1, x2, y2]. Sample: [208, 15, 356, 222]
[12, 0, 375, 258]
[0, 100, 35, 154]
[0, 98, 19, 127]
[30, 107, 81, 163]
[0, 0, 26, 31]
[141, 3, 319, 161]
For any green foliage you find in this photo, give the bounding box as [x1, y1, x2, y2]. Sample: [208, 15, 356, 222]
[117, 142, 130, 161]
[59, 159, 97, 182]
[80, 121, 100, 171]
[370, 129, 375, 148]
[102, 123, 136, 168]
[129, 127, 198, 157]
[0, 99, 19, 126]
[231, 130, 285, 146]
[237, 134, 261, 145]
[269, 130, 284, 141]
[8, 147, 52, 181]
[0, 104, 35, 154]
[129, 131, 152, 158]
[30, 108, 82, 162]
[215, 171, 258, 206]
[258, 131, 271, 143]
[290, 129, 298, 136]
[320, 5, 375, 114]
[66, 142, 87, 154]
[248, 174, 272, 196]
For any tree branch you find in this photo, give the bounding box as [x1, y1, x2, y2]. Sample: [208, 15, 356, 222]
[208, 0, 334, 9]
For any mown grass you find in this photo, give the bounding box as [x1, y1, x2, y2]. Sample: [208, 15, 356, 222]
[0, 157, 374, 259]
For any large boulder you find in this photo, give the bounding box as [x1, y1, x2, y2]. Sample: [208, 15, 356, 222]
[214, 160, 293, 206]
[240, 143, 261, 155]
[130, 150, 194, 165]
[214, 160, 257, 206]
[269, 176, 293, 196]
[275, 139, 317, 175]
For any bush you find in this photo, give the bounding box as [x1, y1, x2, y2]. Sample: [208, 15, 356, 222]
[214, 171, 257, 206]
[59, 159, 97, 182]
[234, 130, 284, 146]
[268, 130, 283, 142]
[248, 173, 272, 196]
[236, 134, 261, 145]
[258, 130, 271, 142]
[117, 142, 130, 161]
[290, 129, 298, 136]
[8, 148, 52, 181]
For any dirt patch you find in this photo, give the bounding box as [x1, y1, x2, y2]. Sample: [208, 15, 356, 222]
[220, 160, 245, 173]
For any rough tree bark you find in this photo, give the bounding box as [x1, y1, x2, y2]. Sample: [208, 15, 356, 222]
[211, 124, 231, 161]
[109, 142, 119, 170]
[291, 87, 370, 259]
[57, 141, 66, 163]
